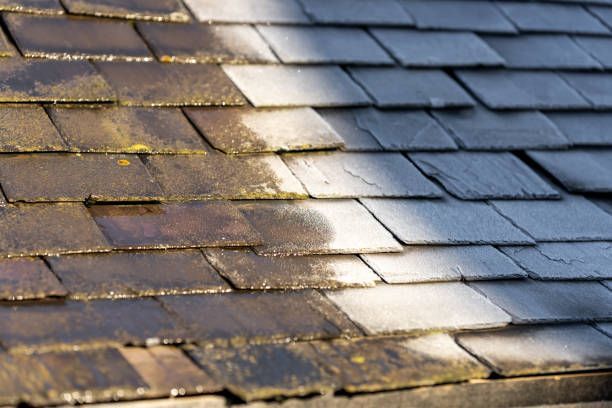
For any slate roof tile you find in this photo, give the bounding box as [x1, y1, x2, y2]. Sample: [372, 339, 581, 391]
[138, 23, 277, 64]
[546, 111, 612, 145]
[46, 250, 229, 299]
[361, 197, 535, 245]
[325, 282, 511, 334]
[432, 107, 569, 150]
[372, 29, 504, 67]
[362, 245, 527, 284]
[258, 26, 392, 65]
[184, 107, 343, 154]
[204, 248, 378, 290]
[299, 0, 414, 25]
[409, 151, 559, 200]
[560, 72, 612, 108]
[589, 5, 612, 29]
[469, 280, 612, 323]
[499, 242, 612, 280]
[89, 201, 262, 250]
[0, 0, 63, 14]
[62, 0, 191, 22]
[235, 199, 403, 255]
[222, 65, 371, 108]
[0, 105, 68, 152]
[316, 109, 384, 151]
[95, 62, 245, 107]
[144, 153, 307, 200]
[349, 67, 475, 108]
[283, 152, 442, 198]
[0, 28, 14, 57]
[572, 35, 612, 68]
[0, 257, 67, 301]
[184, 0, 309, 24]
[597, 322, 612, 337]
[4, 14, 152, 62]
[455, 70, 590, 110]
[0, 153, 163, 202]
[456, 324, 612, 376]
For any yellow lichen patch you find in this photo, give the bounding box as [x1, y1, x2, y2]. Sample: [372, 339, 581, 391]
[350, 355, 366, 364]
[117, 159, 131, 167]
[126, 144, 150, 153]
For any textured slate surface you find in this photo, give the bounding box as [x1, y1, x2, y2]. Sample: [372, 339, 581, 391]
[0, 105, 67, 152]
[184, 0, 309, 23]
[0, 257, 67, 301]
[546, 112, 612, 145]
[572, 35, 612, 68]
[560, 72, 612, 109]
[317, 109, 384, 151]
[0, 0, 64, 14]
[300, 0, 414, 25]
[61, 0, 190, 21]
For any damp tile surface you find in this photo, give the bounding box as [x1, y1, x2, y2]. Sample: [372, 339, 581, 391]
[0, 105, 68, 152]
[0, 257, 67, 301]
[62, 0, 190, 22]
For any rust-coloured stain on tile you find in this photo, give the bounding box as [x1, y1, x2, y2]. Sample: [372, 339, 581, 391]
[46, 249, 230, 299]
[95, 61, 245, 106]
[0, 106, 67, 152]
[63, 0, 190, 22]
[47, 106, 208, 154]
[0, 59, 115, 103]
[0, 0, 63, 14]
[89, 201, 262, 249]
[4, 14, 152, 61]
[0, 153, 163, 202]
[0, 257, 67, 300]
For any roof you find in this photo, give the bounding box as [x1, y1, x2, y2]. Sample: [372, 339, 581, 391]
[0, 0, 611, 406]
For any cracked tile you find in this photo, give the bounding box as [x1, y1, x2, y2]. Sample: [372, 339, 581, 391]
[546, 112, 612, 146]
[185, 107, 343, 154]
[235, 200, 402, 255]
[560, 72, 612, 109]
[46, 250, 229, 299]
[284, 152, 442, 198]
[0, 257, 67, 301]
[409, 151, 559, 199]
[325, 283, 511, 334]
[362, 245, 527, 284]
[0, 0, 63, 14]
[204, 248, 377, 289]
[184, 0, 309, 23]
[316, 109, 383, 151]
[0, 105, 68, 152]
[62, 0, 190, 22]
[299, 0, 413, 25]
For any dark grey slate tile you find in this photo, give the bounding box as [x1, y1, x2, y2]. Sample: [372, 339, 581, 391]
[400, 0, 516, 33]
[527, 149, 612, 193]
[469, 280, 612, 323]
[561, 72, 612, 109]
[546, 112, 612, 145]
[361, 197, 535, 245]
[455, 70, 590, 110]
[371, 29, 504, 67]
[497, 2, 609, 34]
[410, 152, 559, 200]
[500, 242, 612, 279]
[317, 109, 383, 151]
[481, 34, 601, 69]
[433, 107, 569, 150]
[362, 245, 527, 283]
[349, 68, 474, 108]
[299, 0, 414, 25]
[223, 65, 371, 108]
[257, 26, 392, 65]
[184, 0, 309, 23]
[491, 195, 612, 241]
[573, 36, 612, 68]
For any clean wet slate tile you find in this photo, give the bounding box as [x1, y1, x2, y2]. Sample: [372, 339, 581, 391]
[546, 112, 612, 145]
[456, 70, 590, 110]
[62, 0, 190, 22]
[409, 152, 559, 200]
[258, 26, 392, 65]
[560, 73, 612, 109]
[138, 23, 276, 64]
[456, 324, 612, 376]
[491, 194, 612, 241]
[4, 14, 152, 61]
[184, 0, 309, 23]
[361, 197, 534, 245]
[0, 106, 67, 152]
[0, 0, 63, 14]
[433, 107, 568, 150]
[573, 36, 612, 68]
[283, 152, 442, 198]
[349, 68, 474, 108]
[300, 0, 414, 25]
[500, 242, 612, 280]
[527, 149, 612, 193]
[0, 257, 67, 301]
[371, 29, 504, 67]
[325, 283, 510, 334]
[469, 280, 612, 323]
[317, 109, 383, 151]
[400, 0, 516, 33]
[362, 245, 527, 283]
[223, 65, 370, 108]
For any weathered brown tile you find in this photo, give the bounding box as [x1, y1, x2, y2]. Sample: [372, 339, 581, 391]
[138, 23, 276, 64]
[0, 203, 110, 257]
[62, 0, 190, 22]
[0, 153, 162, 202]
[235, 200, 402, 255]
[204, 248, 377, 289]
[48, 106, 208, 154]
[159, 290, 360, 346]
[144, 153, 306, 200]
[184, 107, 343, 154]
[4, 14, 152, 61]
[0, 105, 67, 152]
[89, 201, 261, 250]
[119, 346, 221, 397]
[96, 62, 245, 107]
[186, 342, 332, 401]
[0, 257, 67, 300]
[0, 0, 63, 14]
[0, 298, 187, 352]
[0, 59, 114, 103]
[46, 250, 229, 299]
[311, 334, 489, 393]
